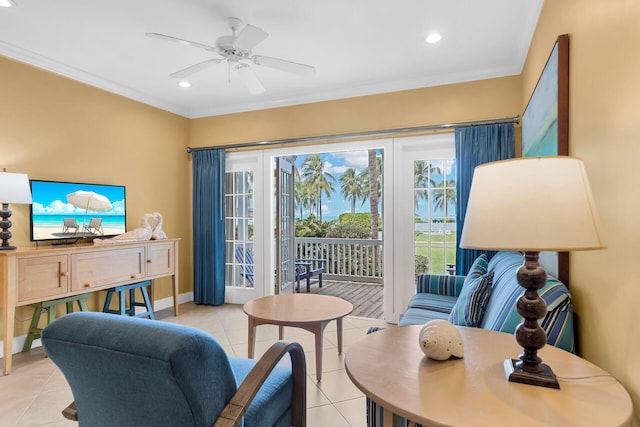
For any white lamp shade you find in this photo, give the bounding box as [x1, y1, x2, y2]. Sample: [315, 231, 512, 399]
[460, 157, 605, 251]
[0, 172, 33, 204]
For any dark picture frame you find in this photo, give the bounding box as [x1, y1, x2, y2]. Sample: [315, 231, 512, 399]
[522, 34, 570, 285]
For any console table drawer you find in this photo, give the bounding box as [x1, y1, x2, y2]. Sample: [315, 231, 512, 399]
[71, 247, 145, 290]
[18, 255, 69, 302]
[146, 242, 175, 277]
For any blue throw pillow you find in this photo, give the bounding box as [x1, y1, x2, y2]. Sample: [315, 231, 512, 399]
[448, 272, 494, 327]
[466, 253, 489, 280]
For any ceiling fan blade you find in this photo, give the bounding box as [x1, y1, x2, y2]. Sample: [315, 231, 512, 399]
[236, 64, 265, 94]
[252, 55, 315, 77]
[234, 24, 269, 52]
[170, 59, 223, 78]
[145, 32, 217, 52]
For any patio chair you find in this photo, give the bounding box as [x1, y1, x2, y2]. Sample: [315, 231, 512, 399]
[235, 246, 255, 286]
[62, 218, 79, 234]
[235, 246, 323, 292]
[41, 311, 307, 427]
[83, 217, 104, 235]
[294, 259, 324, 293]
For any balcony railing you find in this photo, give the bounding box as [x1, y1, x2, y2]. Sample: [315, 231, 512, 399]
[296, 237, 383, 284]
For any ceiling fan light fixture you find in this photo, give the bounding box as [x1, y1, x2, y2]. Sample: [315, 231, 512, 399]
[426, 32, 443, 44]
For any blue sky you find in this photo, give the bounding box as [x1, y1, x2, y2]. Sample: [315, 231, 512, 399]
[294, 150, 375, 220]
[294, 150, 456, 220]
[30, 180, 126, 216]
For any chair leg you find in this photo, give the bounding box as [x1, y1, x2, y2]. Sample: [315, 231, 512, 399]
[119, 290, 127, 316]
[22, 305, 43, 352]
[103, 289, 114, 312]
[139, 285, 155, 320]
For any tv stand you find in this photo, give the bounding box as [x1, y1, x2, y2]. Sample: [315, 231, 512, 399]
[0, 238, 179, 375]
[51, 239, 80, 246]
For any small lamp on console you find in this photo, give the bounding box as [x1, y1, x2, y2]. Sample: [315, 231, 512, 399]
[0, 169, 33, 250]
[460, 157, 605, 389]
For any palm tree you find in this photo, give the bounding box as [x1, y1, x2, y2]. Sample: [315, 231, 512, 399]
[295, 180, 311, 218]
[301, 154, 336, 221]
[367, 149, 379, 239]
[339, 168, 366, 213]
[433, 179, 456, 226]
[414, 160, 442, 211]
[359, 155, 382, 206]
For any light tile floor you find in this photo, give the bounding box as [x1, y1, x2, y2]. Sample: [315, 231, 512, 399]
[0, 302, 395, 427]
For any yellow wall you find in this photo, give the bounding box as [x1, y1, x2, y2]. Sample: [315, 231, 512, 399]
[0, 56, 192, 335]
[190, 76, 522, 147]
[523, 0, 640, 423]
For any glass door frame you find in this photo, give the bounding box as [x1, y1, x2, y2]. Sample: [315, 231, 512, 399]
[224, 150, 268, 304]
[263, 140, 395, 318]
[391, 133, 455, 321]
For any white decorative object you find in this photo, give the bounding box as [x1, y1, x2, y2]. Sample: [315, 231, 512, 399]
[418, 319, 464, 361]
[94, 212, 166, 244]
[143, 212, 167, 240]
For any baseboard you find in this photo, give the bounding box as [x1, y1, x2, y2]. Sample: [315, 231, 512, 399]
[0, 292, 195, 357]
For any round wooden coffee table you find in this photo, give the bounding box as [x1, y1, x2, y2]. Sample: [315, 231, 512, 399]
[243, 294, 353, 381]
[345, 325, 633, 427]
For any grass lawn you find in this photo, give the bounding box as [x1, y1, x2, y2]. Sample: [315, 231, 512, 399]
[415, 232, 457, 275]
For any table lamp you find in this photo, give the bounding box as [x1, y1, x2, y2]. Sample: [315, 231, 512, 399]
[460, 157, 605, 389]
[0, 170, 33, 250]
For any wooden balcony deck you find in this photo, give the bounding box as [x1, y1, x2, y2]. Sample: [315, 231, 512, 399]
[307, 279, 383, 319]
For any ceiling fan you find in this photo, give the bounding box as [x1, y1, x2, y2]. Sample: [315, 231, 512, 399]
[146, 17, 315, 94]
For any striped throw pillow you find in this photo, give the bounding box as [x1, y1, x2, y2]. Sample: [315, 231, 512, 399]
[448, 272, 494, 327]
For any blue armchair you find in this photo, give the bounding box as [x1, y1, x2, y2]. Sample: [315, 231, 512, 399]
[41, 312, 306, 427]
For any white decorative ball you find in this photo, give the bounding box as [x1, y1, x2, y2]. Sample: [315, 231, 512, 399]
[418, 319, 464, 360]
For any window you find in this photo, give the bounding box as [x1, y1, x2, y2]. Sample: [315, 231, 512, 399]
[414, 159, 456, 276]
[225, 170, 254, 288]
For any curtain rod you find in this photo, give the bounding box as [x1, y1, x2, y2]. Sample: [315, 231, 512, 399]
[186, 115, 520, 153]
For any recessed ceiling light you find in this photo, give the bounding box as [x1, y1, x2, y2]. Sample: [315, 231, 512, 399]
[426, 32, 443, 44]
[177, 81, 191, 88]
[0, 0, 14, 7]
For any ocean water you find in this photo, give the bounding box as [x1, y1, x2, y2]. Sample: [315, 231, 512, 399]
[32, 214, 125, 229]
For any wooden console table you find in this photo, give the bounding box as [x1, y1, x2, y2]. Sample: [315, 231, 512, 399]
[346, 326, 633, 427]
[0, 238, 180, 375]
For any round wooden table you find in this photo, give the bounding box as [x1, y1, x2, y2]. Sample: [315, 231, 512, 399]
[345, 325, 633, 427]
[243, 294, 353, 381]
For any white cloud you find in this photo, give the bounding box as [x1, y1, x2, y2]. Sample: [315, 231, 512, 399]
[331, 165, 349, 174]
[333, 150, 369, 171]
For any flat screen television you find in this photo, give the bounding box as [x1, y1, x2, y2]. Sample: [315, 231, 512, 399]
[30, 179, 126, 242]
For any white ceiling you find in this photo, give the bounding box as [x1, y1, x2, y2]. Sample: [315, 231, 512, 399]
[0, 0, 543, 119]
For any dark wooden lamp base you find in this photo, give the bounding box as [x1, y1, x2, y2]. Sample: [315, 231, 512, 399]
[0, 203, 16, 251]
[504, 251, 560, 389]
[504, 359, 560, 389]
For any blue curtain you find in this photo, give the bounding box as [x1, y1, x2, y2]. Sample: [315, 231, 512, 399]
[192, 149, 226, 305]
[455, 124, 515, 275]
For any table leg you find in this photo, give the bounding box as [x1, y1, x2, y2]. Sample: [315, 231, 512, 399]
[248, 317, 257, 359]
[279, 325, 284, 340]
[3, 262, 16, 375]
[337, 317, 344, 354]
[172, 273, 179, 316]
[314, 324, 324, 381]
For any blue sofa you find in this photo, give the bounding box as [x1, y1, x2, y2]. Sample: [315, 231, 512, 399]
[400, 250, 575, 353]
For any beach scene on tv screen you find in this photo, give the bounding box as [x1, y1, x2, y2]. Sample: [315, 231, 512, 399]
[31, 181, 126, 241]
